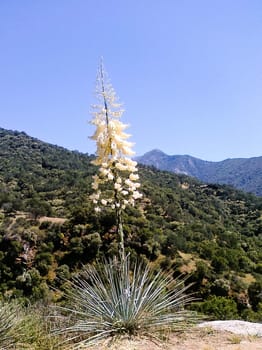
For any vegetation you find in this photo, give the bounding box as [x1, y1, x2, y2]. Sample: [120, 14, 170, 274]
[51, 62, 197, 347]
[136, 149, 262, 196]
[0, 301, 60, 349]
[0, 126, 262, 325]
[55, 257, 195, 348]
[0, 300, 21, 349]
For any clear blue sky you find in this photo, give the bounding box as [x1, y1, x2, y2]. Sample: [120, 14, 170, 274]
[1, 0, 262, 161]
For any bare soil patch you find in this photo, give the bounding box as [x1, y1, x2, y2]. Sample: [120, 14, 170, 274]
[38, 216, 66, 224]
[90, 327, 262, 350]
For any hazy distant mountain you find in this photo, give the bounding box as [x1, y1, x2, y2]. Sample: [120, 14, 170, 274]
[136, 149, 262, 196]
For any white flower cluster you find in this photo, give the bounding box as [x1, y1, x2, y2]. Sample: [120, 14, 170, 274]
[90, 63, 142, 212]
[90, 158, 142, 212]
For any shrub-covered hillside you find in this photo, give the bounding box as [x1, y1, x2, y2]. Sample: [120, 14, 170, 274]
[0, 127, 262, 320]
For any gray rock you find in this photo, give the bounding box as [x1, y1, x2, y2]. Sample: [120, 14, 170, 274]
[199, 320, 262, 337]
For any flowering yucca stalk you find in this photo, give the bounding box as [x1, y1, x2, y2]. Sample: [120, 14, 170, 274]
[52, 63, 197, 348]
[90, 61, 142, 261]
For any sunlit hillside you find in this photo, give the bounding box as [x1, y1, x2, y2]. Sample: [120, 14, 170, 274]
[0, 127, 261, 321]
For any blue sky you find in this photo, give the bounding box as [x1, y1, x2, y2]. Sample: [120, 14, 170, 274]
[1, 0, 262, 161]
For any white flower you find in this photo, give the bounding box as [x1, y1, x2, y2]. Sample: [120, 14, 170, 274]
[114, 183, 122, 191]
[115, 162, 127, 171]
[116, 177, 122, 184]
[129, 198, 135, 206]
[92, 174, 99, 181]
[90, 61, 142, 213]
[99, 167, 109, 176]
[129, 173, 139, 181]
[132, 191, 143, 199]
[92, 182, 99, 190]
[127, 159, 137, 167]
[90, 192, 100, 200]
[124, 179, 132, 186]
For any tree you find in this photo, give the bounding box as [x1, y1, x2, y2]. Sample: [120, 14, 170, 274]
[248, 280, 262, 311]
[194, 296, 239, 320]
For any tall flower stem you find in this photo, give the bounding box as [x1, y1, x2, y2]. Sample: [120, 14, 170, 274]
[90, 60, 142, 263]
[111, 162, 125, 262]
[100, 64, 125, 262]
[116, 205, 125, 262]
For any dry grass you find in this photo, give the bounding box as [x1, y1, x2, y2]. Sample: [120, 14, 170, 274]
[240, 273, 256, 285]
[178, 251, 197, 274]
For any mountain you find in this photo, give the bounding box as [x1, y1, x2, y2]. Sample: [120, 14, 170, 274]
[136, 149, 262, 196]
[0, 127, 262, 320]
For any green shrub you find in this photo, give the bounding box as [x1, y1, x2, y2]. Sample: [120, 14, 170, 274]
[241, 303, 262, 322]
[192, 295, 239, 320]
[248, 280, 262, 311]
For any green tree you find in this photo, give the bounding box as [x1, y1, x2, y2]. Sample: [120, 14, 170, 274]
[194, 296, 239, 320]
[248, 280, 262, 311]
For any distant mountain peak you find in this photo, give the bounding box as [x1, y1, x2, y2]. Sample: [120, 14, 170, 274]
[136, 149, 262, 196]
[140, 149, 167, 157]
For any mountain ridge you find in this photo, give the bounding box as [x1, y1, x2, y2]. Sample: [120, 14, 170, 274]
[136, 149, 262, 196]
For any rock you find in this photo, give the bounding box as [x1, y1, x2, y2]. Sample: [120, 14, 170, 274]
[199, 320, 262, 337]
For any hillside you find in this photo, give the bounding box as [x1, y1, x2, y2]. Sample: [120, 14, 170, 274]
[0, 127, 262, 321]
[0, 127, 95, 217]
[136, 149, 262, 196]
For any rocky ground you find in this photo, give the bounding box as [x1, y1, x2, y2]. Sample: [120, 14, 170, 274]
[91, 321, 262, 350]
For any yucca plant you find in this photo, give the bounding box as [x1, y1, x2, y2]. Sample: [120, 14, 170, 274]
[53, 62, 197, 349]
[54, 256, 196, 348]
[0, 300, 22, 349]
